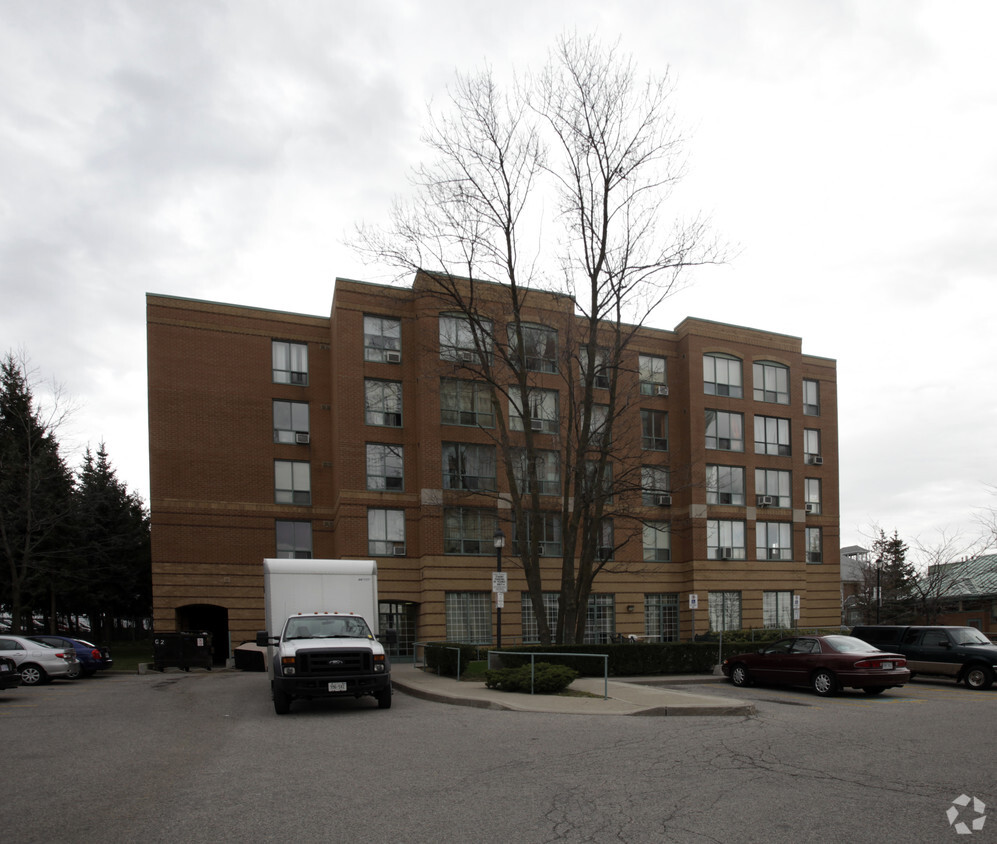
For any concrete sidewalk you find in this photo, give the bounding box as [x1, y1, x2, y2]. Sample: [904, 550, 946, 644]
[390, 664, 754, 716]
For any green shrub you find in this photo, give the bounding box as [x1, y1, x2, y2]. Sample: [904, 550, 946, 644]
[423, 642, 489, 677]
[484, 662, 579, 694]
[492, 643, 719, 676]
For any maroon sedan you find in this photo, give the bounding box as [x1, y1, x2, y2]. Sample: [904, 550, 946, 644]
[721, 634, 910, 697]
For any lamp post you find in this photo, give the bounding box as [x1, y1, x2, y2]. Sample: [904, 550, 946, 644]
[493, 528, 505, 649]
[875, 556, 883, 624]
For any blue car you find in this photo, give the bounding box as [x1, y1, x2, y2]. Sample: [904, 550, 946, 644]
[30, 635, 112, 678]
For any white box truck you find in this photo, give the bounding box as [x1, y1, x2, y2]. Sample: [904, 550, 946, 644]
[255, 559, 393, 714]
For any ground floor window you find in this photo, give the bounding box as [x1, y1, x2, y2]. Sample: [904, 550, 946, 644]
[763, 591, 793, 628]
[644, 593, 679, 642]
[708, 591, 742, 632]
[521, 592, 559, 643]
[444, 592, 491, 643]
[584, 593, 616, 644]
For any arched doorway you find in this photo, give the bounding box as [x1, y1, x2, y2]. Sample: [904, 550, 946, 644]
[175, 604, 229, 666]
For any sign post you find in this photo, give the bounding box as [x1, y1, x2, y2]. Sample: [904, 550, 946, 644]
[689, 593, 698, 642]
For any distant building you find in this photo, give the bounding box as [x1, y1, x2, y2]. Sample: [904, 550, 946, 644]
[917, 554, 997, 633]
[146, 272, 841, 661]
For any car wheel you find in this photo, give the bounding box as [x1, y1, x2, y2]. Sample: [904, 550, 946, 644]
[376, 685, 392, 709]
[862, 687, 886, 695]
[964, 665, 994, 690]
[812, 669, 837, 697]
[273, 689, 291, 715]
[19, 664, 47, 686]
[730, 663, 751, 687]
[66, 663, 82, 680]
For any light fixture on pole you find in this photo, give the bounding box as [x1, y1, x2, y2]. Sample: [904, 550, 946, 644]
[493, 528, 506, 649]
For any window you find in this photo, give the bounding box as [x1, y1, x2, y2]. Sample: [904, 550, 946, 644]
[641, 409, 668, 451]
[442, 442, 497, 491]
[584, 594, 616, 644]
[275, 460, 311, 505]
[643, 522, 671, 562]
[755, 469, 791, 508]
[439, 314, 492, 362]
[589, 404, 611, 447]
[704, 353, 742, 398]
[756, 522, 792, 560]
[364, 315, 401, 363]
[706, 465, 745, 506]
[276, 520, 312, 558]
[598, 519, 615, 561]
[272, 340, 308, 385]
[805, 478, 821, 515]
[440, 378, 494, 428]
[443, 507, 498, 555]
[705, 410, 744, 452]
[639, 354, 668, 396]
[806, 526, 823, 563]
[763, 591, 793, 628]
[508, 323, 557, 373]
[645, 594, 680, 642]
[803, 428, 821, 463]
[445, 592, 491, 643]
[511, 448, 560, 496]
[580, 347, 610, 389]
[584, 460, 614, 504]
[754, 415, 791, 456]
[273, 400, 310, 444]
[512, 512, 562, 557]
[642, 465, 670, 505]
[509, 386, 559, 434]
[803, 379, 820, 416]
[368, 508, 406, 556]
[753, 361, 789, 404]
[366, 444, 404, 491]
[364, 379, 402, 427]
[521, 592, 559, 643]
[707, 519, 746, 559]
[708, 591, 742, 632]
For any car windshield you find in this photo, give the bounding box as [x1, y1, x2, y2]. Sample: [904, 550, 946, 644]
[823, 635, 882, 654]
[950, 629, 992, 645]
[284, 617, 372, 639]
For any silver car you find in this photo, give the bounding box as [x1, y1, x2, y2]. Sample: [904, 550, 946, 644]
[0, 634, 77, 685]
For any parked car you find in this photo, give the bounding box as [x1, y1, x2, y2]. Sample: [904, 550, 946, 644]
[30, 635, 112, 678]
[850, 625, 997, 690]
[722, 634, 910, 697]
[0, 635, 77, 686]
[0, 655, 20, 691]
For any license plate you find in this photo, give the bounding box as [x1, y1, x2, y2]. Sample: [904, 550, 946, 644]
[881, 662, 893, 670]
[0, 665, 8, 672]
[328, 682, 347, 692]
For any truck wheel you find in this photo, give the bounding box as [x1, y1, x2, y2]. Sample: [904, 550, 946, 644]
[273, 689, 291, 714]
[964, 665, 994, 690]
[376, 685, 392, 710]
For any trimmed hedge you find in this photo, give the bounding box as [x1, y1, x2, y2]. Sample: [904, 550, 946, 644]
[423, 642, 490, 677]
[491, 642, 719, 677]
[484, 662, 579, 694]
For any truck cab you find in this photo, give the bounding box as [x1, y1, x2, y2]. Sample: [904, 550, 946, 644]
[258, 611, 391, 714]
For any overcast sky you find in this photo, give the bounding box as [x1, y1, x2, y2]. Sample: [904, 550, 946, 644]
[2, 1, 995, 558]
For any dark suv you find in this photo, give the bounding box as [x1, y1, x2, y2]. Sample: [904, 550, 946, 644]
[850, 625, 997, 690]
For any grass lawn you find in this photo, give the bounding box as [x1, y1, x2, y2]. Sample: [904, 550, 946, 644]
[107, 640, 155, 672]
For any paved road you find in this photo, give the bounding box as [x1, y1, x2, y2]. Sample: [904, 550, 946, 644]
[2, 671, 993, 843]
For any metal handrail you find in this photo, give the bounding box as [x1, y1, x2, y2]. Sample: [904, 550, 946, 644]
[488, 650, 609, 699]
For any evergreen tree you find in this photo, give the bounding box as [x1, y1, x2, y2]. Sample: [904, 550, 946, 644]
[0, 352, 75, 633]
[871, 528, 914, 622]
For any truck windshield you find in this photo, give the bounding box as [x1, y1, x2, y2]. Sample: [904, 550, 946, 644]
[951, 628, 992, 645]
[284, 617, 372, 639]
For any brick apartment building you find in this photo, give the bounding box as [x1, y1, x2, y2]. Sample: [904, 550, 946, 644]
[147, 271, 840, 661]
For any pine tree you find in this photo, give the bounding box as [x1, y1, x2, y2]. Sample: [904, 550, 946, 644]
[871, 529, 914, 623]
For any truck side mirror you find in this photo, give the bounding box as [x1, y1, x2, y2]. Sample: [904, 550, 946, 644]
[256, 631, 271, 647]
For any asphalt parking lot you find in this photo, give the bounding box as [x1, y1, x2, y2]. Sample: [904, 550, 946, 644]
[3, 670, 994, 843]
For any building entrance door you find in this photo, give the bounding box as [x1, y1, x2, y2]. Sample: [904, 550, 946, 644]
[379, 601, 418, 662]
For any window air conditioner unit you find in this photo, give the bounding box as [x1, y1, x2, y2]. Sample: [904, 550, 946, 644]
[655, 494, 672, 506]
[808, 455, 824, 465]
[656, 385, 669, 396]
[721, 547, 734, 560]
[805, 503, 815, 514]
[290, 371, 307, 385]
[294, 432, 310, 445]
[459, 350, 475, 363]
[757, 495, 774, 507]
[385, 351, 402, 364]
[530, 418, 544, 432]
[393, 544, 406, 556]
[598, 546, 613, 560]
[536, 544, 545, 557]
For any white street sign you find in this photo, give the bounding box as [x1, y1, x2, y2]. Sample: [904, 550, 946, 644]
[689, 593, 698, 610]
[492, 572, 508, 593]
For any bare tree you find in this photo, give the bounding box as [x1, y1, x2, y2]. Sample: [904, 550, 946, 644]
[908, 531, 987, 624]
[357, 35, 722, 644]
